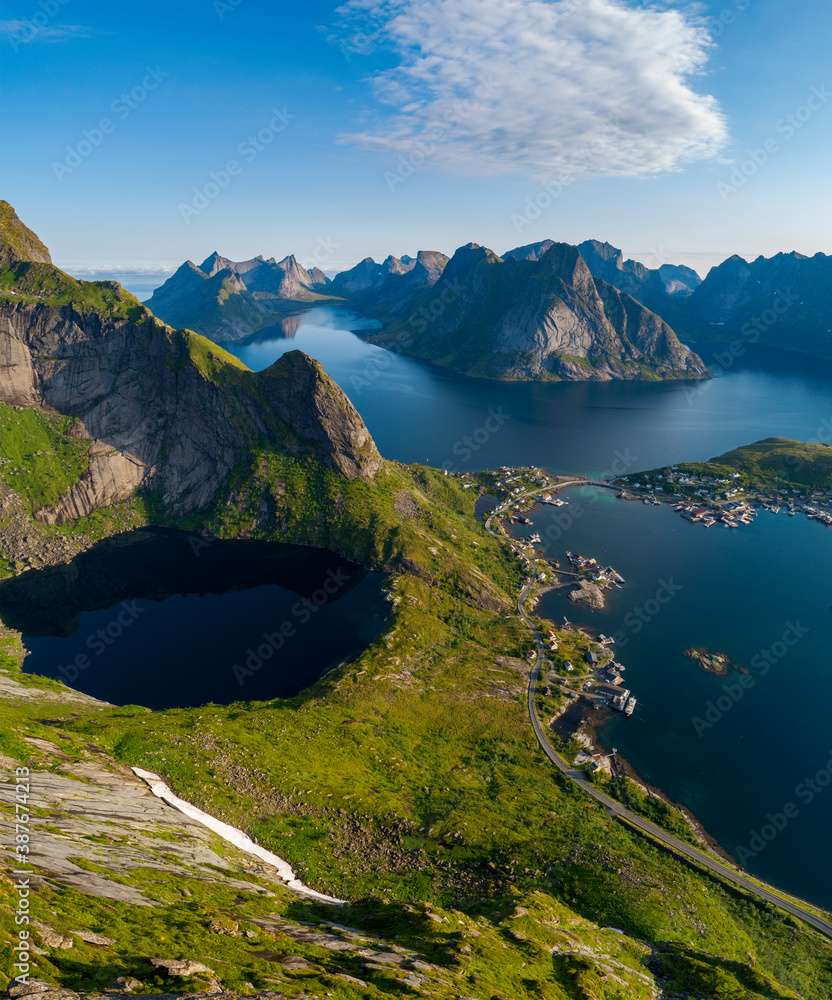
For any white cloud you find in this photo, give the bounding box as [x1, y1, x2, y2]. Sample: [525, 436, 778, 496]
[0, 20, 92, 44]
[335, 0, 728, 180]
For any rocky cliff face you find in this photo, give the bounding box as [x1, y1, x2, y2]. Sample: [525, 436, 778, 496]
[505, 238, 701, 313]
[146, 251, 340, 342]
[362, 242, 709, 381]
[0, 298, 382, 524]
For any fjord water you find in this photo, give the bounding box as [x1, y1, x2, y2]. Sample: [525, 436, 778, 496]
[226, 307, 832, 473]
[9, 530, 389, 710]
[225, 307, 832, 908]
[519, 489, 832, 910]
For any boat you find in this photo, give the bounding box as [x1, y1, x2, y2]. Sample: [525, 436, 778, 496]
[530, 533, 541, 543]
[624, 696, 637, 718]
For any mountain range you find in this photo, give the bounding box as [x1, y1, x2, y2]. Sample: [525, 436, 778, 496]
[145, 250, 338, 343]
[1, 203, 830, 999]
[0, 202, 380, 530]
[349, 240, 709, 381]
[147, 235, 832, 372]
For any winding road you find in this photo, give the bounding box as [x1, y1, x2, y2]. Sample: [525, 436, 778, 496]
[485, 479, 832, 940]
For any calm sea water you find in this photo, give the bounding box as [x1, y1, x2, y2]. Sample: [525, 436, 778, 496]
[517, 489, 832, 909]
[226, 307, 832, 474]
[227, 307, 832, 909]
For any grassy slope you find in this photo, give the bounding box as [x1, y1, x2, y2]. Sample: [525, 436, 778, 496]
[0, 200, 52, 263]
[0, 260, 147, 319]
[0, 402, 91, 511]
[0, 271, 831, 995]
[3, 570, 832, 997]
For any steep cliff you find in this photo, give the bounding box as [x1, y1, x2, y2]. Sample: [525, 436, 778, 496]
[0, 216, 382, 528]
[0, 299, 381, 524]
[361, 241, 709, 381]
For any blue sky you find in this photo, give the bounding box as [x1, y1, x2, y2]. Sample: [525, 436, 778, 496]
[1, 0, 830, 279]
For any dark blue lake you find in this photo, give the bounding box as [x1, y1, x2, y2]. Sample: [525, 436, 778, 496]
[9, 530, 389, 710]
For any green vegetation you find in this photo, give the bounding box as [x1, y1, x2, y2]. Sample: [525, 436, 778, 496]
[0, 401, 91, 511]
[0, 259, 147, 320]
[0, 199, 52, 263]
[0, 237, 830, 996]
[604, 777, 699, 847]
[642, 438, 832, 497]
[702, 438, 832, 493]
[3, 556, 832, 997]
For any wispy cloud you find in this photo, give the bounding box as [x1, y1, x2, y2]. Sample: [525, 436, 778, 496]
[334, 0, 728, 180]
[59, 265, 176, 277]
[0, 19, 92, 44]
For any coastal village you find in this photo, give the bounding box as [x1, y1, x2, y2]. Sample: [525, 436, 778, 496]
[615, 466, 832, 527]
[463, 466, 643, 785]
[459, 453, 828, 802]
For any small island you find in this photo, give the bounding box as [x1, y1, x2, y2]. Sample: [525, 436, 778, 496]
[684, 647, 748, 676]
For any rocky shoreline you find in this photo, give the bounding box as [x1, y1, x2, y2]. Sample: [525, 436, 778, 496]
[547, 686, 735, 863]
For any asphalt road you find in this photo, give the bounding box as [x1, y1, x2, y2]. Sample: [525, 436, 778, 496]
[485, 480, 832, 941]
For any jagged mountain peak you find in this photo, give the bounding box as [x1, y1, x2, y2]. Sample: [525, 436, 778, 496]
[503, 239, 557, 262]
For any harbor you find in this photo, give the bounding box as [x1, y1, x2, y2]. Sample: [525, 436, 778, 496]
[615, 468, 832, 529]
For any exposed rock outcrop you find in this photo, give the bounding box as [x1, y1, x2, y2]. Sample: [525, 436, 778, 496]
[505, 238, 701, 319]
[0, 297, 382, 523]
[360, 241, 709, 381]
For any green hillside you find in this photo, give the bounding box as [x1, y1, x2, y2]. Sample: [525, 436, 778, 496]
[0, 228, 831, 997]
